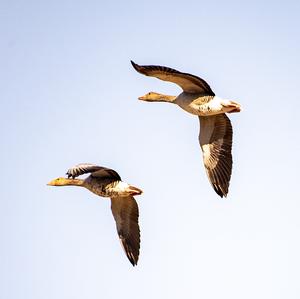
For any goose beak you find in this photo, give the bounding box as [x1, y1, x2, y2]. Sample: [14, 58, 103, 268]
[47, 179, 56, 186]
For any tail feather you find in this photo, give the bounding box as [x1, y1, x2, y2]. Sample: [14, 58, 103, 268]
[223, 101, 241, 113]
[128, 185, 143, 195]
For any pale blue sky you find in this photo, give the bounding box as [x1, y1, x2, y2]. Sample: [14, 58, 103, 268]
[1, 0, 300, 298]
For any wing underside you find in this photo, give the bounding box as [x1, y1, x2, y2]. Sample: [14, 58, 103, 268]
[111, 196, 140, 266]
[198, 115, 233, 197]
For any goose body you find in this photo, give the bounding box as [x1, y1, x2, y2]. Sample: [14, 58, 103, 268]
[131, 61, 241, 198]
[175, 93, 240, 116]
[47, 163, 142, 266]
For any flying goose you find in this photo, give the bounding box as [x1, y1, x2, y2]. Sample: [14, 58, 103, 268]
[47, 163, 142, 266]
[131, 61, 241, 198]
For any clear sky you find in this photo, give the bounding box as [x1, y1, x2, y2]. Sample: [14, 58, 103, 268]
[1, 0, 300, 298]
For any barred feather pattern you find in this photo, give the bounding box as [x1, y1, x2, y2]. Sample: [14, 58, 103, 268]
[66, 163, 102, 178]
[199, 114, 233, 198]
[66, 163, 121, 181]
[111, 196, 140, 266]
[131, 60, 215, 95]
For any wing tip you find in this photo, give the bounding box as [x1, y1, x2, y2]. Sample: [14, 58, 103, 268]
[126, 252, 138, 267]
[131, 60, 139, 70]
[213, 184, 228, 198]
[131, 60, 148, 75]
[120, 238, 139, 267]
[130, 258, 138, 267]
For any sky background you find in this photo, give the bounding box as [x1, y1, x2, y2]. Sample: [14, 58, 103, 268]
[1, 0, 300, 298]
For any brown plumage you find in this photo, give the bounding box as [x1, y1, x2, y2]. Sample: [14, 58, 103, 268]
[111, 196, 140, 266]
[199, 115, 233, 197]
[131, 61, 215, 95]
[48, 163, 142, 266]
[132, 61, 241, 198]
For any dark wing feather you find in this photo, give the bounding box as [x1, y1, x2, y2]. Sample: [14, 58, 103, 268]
[66, 163, 121, 181]
[111, 196, 140, 266]
[131, 60, 215, 95]
[91, 168, 121, 181]
[198, 115, 233, 198]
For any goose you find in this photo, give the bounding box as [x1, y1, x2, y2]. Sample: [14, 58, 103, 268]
[47, 163, 142, 266]
[131, 61, 241, 198]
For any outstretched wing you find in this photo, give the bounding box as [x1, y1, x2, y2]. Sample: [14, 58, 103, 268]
[66, 163, 121, 181]
[111, 196, 140, 266]
[131, 60, 215, 95]
[198, 115, 233, 198]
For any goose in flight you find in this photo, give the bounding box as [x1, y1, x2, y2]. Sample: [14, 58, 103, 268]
[47, 163, 142, 266]
[131, 61, 241, 198]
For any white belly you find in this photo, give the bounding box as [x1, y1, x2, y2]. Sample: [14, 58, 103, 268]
[198, 96, 227, 116]
[175, 94, 239, 116]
